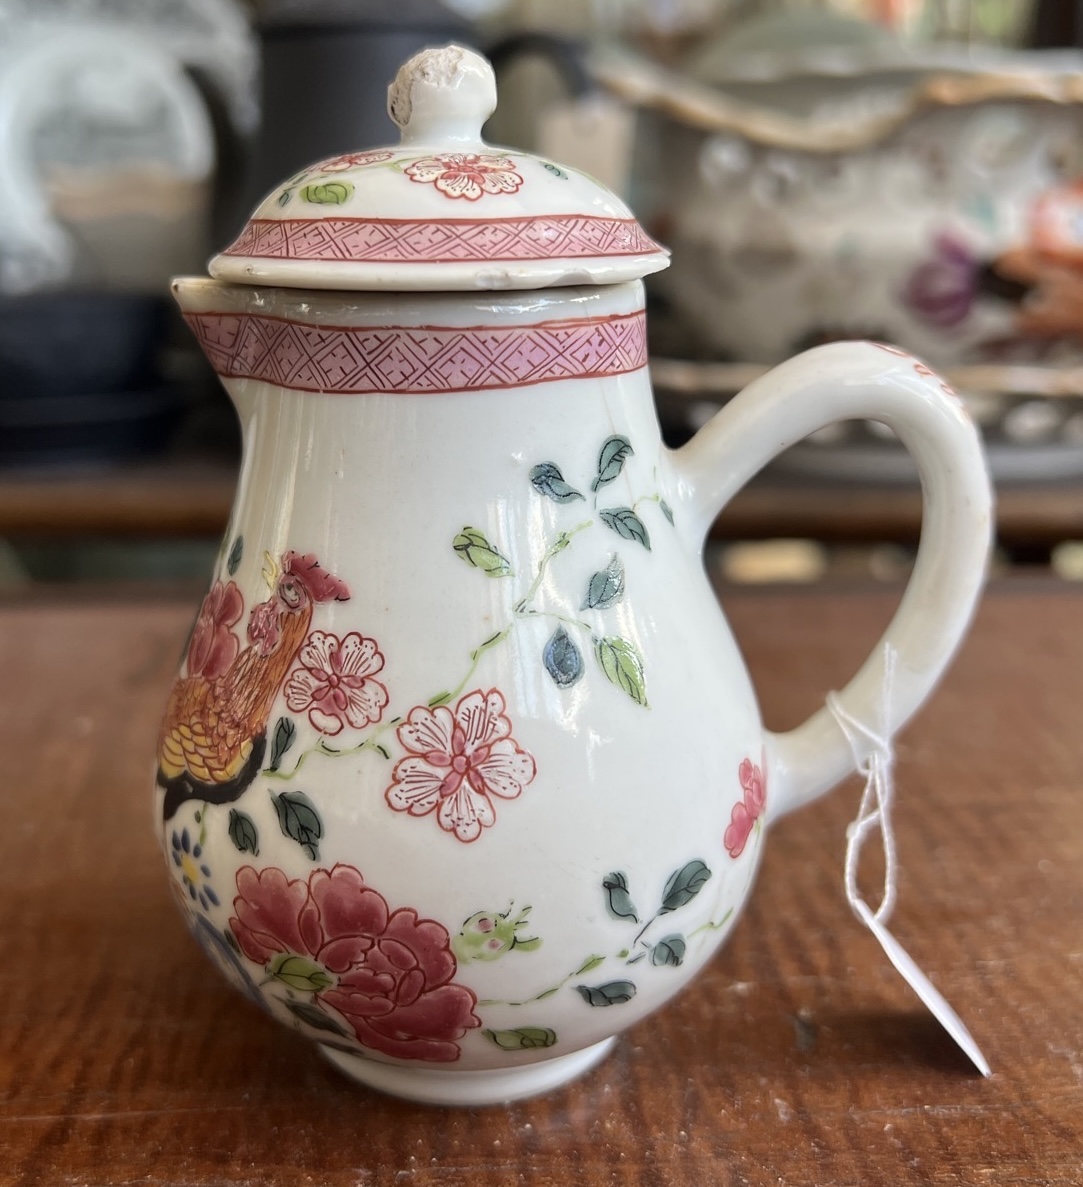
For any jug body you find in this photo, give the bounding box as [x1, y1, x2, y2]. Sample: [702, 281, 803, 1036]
[158, 277, 767, 1102]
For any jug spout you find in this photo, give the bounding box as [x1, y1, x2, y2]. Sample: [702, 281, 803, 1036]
[171, 275, 224, 317]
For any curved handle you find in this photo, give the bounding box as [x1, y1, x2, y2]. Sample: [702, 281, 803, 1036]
[671, 341, 993, 821]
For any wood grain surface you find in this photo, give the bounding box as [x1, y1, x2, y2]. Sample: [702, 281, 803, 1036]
[1, 583, 1081, 1187]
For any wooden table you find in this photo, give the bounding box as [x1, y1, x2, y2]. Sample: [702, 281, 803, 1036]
[2, 582, 1081, 1186]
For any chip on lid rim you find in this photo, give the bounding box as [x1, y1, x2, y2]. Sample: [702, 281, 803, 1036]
[209, 45, 668, 292]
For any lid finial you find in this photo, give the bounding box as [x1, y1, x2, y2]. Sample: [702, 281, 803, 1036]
[388, 45, 497, 146]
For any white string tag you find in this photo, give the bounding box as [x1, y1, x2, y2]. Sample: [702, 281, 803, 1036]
[827, 645, 991, 1078]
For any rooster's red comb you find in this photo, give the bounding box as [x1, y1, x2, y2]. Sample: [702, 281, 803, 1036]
[283, 552, 351, 603]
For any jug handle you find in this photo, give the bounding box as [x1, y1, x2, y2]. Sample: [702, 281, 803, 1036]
[670, 341, 994, 822]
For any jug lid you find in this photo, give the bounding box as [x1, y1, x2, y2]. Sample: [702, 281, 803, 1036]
[210, 45, 669, 291]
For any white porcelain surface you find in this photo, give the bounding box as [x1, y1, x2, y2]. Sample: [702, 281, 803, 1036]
[159, 270, 992, 1104]
[211, 46, 668, 292]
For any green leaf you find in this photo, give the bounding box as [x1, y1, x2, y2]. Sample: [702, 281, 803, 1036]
[268, 953, 334, 992]
[284, 998, 348, 1035]
[602, 871, 638, 922]
[599, 507, 650, 551]
[543, 626, 583, 689]
[576, 954, 606, 975]
[650, 934, 687, 967]
[277, 189, 292, 207]
[299, 181, 353, 204]
[575, 980, 637, 1007]
[582, 555, 625, 610]
[269, 717, 297, 772]
[484, 1027, 558, 1051]
[594, 636, 648, 707]
[227, 809, 259, 856]
[227, 535, 244, 576]
[530, 462, 584, 503]
[271, 790, 322, 861]
[541, 161, 569, 179]
[660, 860, 712, 914]
[592, 435, 633, 492]
[453, 527, 513, 577]
[659, 499, 674, 526]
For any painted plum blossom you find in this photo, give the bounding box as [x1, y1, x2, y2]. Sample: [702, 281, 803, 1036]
[284, 630, 388, 736]
[187, 580, 242, 679]
[724, 756, 767, 859]
[229, 863, 480, 1062]
[404, 153, 523, 201]
[313, 150, 394, 172]
[385, 688, 536, 842]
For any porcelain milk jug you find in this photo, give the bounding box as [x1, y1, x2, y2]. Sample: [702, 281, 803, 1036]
[158, 46, 993, 1106]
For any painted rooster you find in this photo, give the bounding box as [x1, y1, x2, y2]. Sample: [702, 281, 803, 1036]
[159, 551, 349, 821]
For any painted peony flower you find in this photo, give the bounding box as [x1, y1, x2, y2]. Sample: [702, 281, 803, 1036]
[229, 863, 480, 1062]
[187, 580, 243, 679]
[725, 756, 768, 859]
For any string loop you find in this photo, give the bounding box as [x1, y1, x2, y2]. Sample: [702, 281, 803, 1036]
[826, 643, 898, 925]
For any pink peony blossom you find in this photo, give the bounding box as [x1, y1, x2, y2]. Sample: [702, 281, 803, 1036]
[230, 863, 480, 1062]
[187, 580, 243, 679]
[725, 756, 768, 859]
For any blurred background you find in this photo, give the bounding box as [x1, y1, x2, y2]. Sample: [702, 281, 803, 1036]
[3, 0, 1083, 595]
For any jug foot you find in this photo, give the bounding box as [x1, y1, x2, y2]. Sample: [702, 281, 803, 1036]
[319, 1037, 617, 1106]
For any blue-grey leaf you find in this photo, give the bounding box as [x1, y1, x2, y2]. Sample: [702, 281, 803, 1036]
[650, 934, 687, 966]
[599, 507, 650, 550]
[660, 499, 674, 525]
[602, 871, 638, 922]
[271, 790, 322, 861]
[269, 716, 296, 772]
[530, 462, 584, 503]
[660, 860, 712, 913]
[575, 981, 637, 1007]
[285, 998, 348, 1035]
[227, 809, 259, 855]
[582, 555, 625, 610]
[592, 436, 633, 491]
[227, 535, 244, 576]
[543, 626, 584, 688]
